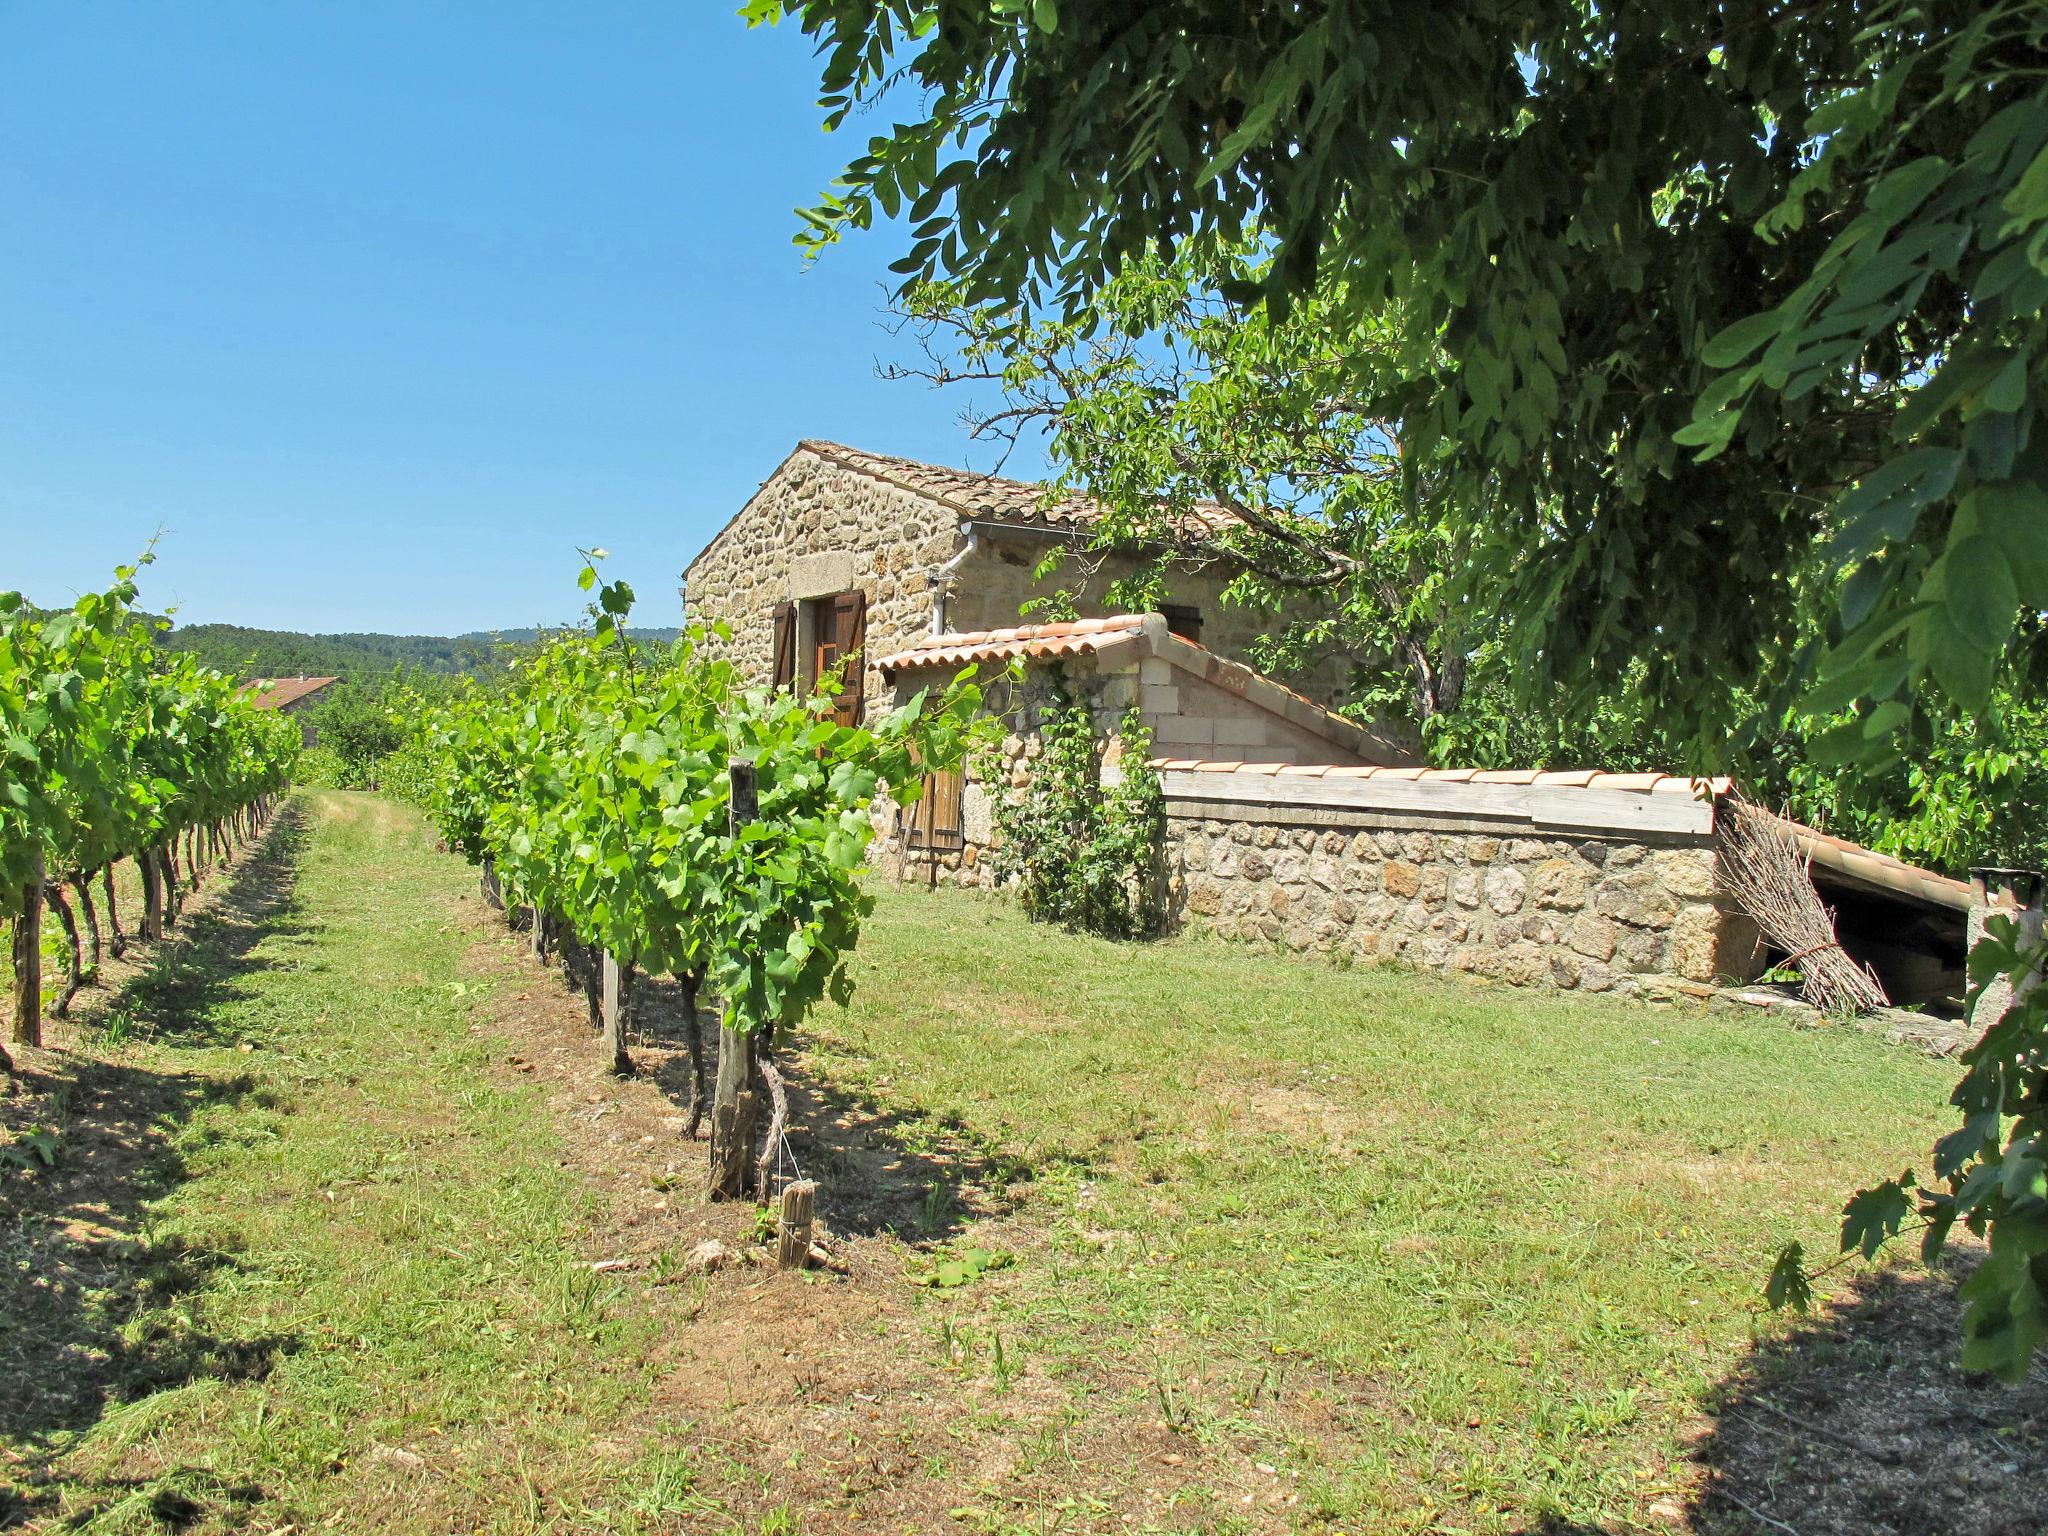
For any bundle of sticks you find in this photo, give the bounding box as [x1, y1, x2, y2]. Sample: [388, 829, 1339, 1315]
[1719, 794, 1889, 1015]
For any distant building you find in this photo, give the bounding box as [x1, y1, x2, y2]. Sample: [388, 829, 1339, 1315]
[243, 675, 339, 745]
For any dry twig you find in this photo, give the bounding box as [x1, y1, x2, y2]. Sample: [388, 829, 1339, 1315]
[1720, 795, 1887, 1015]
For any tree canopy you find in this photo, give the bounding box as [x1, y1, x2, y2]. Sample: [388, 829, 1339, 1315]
[756, 0, 2048, 1383]
[762, 0, 2047, 765]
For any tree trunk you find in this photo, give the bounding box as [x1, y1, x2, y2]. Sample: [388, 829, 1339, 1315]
[46, 881, 83, 1017]
[680, 971, 708, 1139]
[11, 861, 44, 1049]
[480, 856, 504, 911]
[600, 950, 632, 1077]
[103, 862, 126, 959]
[74, 873, 102, 976]
[707, 1021, 759, 1201]
[708, 757, 763, 1200]
[777, 1179, 816, 1270]
[141, 849, 164, 942]
[161, 839, 181, 918]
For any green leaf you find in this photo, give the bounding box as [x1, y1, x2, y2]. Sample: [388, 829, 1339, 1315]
[1764, 1242, 1812, 1312]
[1700, 308, 1786, 369]
[1841, 1177, 1913, 1260]
[1827, 448, 1962, 562]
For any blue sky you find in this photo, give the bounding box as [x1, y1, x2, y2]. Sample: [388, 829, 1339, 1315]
[1, 2, 1031, 632]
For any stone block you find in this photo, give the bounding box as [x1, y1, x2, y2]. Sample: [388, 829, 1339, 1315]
[1210, 715, 1270, 747]
[1418, 865, 1449, 907]
[1468, 837, 1500, 864]
[1383, 860, 1423, 898]
[1153, 714, 1215, 745]
[1502, 941, 1548, 986]
[1485, 865, 1528, 915]
[1451, 868, 1484, 908]
[1140, 684, 1181, 715]
[1565, 914, 1618, 962]
[1653, 849, 1718, 899]
[1361, 894, 1402, 931]
[1668, 902, 1723, 982]
[1529, 858, 1588, 910]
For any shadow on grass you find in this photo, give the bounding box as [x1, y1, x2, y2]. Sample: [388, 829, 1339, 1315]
[1686, 1258, 2047, 1536]
[111, 803, 312, 1048]
[617, 973, 1030, 1241]
[0, 807, 312, 1524]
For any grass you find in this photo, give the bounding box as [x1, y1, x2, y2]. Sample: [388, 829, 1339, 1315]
[1, 795, 668, 1532]
[1, 792, 1976, 1534]
[809, 885, 1959, 1531]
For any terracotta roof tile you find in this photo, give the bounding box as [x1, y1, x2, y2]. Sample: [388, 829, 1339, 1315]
[801, 440, 1237, 535]
[873, 614, 1152, 674]
[242, 676, 339, 710]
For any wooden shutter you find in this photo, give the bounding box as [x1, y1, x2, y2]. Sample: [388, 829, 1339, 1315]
[834, 590, 867, 725]
[904, 766, 964, 850]
[770, 601, 796, 691]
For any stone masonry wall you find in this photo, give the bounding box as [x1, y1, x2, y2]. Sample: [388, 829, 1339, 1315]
[683, 446, 960, 711]
[1173, 814, 1749, 993]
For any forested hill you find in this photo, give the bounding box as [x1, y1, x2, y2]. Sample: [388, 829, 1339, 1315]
[161, 623, 684, 681]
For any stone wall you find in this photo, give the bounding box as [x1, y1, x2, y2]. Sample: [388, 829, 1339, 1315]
[682, 446, 961, 712]
[1173, 815, 1748, 992]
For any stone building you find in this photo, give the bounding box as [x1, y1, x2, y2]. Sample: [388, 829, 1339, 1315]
[680, 439, 1354, 722]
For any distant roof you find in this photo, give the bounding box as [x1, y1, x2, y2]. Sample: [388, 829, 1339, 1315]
[242, 676, 339, 710]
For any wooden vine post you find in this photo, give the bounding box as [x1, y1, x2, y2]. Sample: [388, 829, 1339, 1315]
[778, 1180, 816, 1269]
[600, 948, 632, 1077]
[707, 758, 760, 1202]
[10, 852, 45, 1049]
